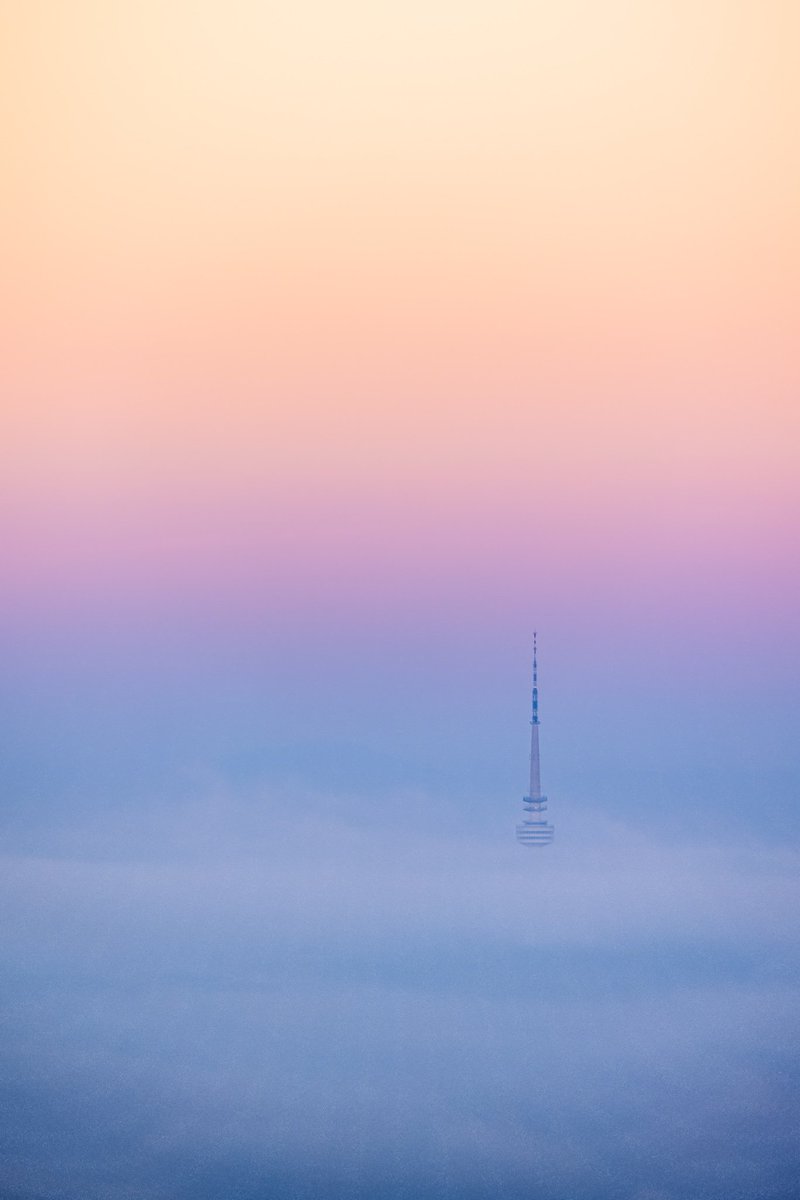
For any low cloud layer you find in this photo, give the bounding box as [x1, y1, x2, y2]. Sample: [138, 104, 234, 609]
[1, 786, 798, 1198]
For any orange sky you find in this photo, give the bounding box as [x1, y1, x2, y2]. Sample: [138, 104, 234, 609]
[1, 1, 798, 621]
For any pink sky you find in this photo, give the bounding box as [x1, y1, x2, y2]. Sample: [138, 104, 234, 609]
[2, 1, 798, 644]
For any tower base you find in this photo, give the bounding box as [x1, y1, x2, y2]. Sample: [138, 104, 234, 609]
[516, 821, 555, 846]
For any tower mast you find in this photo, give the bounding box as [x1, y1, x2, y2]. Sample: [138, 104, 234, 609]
[517, 633, 555, 846]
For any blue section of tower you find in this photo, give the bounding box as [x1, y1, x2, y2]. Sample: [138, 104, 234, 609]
[531, 630, 539, 725]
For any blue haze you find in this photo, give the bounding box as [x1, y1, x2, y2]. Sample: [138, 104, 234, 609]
[1, 609, 799, 1199]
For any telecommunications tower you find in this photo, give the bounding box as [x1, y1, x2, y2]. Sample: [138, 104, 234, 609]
[516, 633, 555, 846]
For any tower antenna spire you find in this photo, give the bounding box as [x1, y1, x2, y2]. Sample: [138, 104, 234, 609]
[516, 633, 554, 847]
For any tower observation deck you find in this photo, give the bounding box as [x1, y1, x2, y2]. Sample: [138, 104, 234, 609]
[516, 633, 555, 846]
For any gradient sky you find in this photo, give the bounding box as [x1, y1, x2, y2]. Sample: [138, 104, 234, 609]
[1, 3, 799, 1198]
